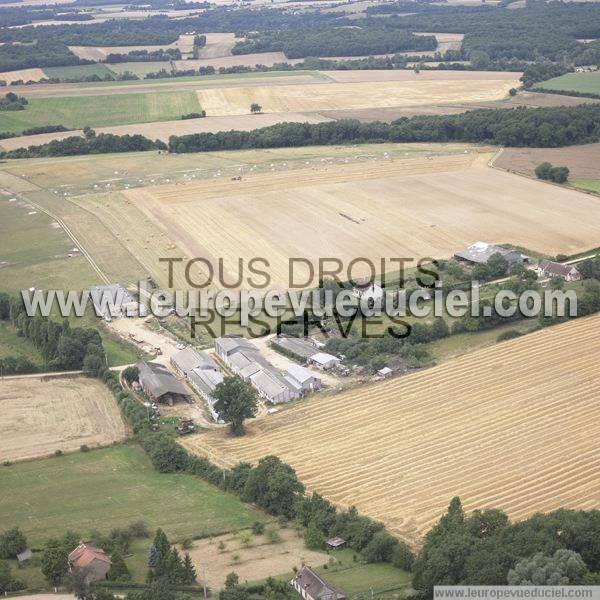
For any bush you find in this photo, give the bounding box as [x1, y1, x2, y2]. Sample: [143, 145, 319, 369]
[497, 329, 523, 342]
[251, 522, 265, 535]
[392, 541, 415, 571]
[80, 444, 90, 452]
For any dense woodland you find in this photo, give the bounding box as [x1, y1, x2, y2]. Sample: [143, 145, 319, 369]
[232, 27, 437, 59]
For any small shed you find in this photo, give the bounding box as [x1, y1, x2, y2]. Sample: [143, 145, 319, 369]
[378, 367, 393, 379]
[17, 549, 33, 566]
[326, 537, 347, 550]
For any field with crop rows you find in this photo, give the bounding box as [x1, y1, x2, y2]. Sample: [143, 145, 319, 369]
[123, 151, 600, 289]
[184, 315, 600, 545]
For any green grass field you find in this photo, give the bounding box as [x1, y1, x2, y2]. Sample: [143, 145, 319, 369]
[536, 72, 600, 95]
[0, 445, 266, 546]
[571, 178, 600, 194]
[43, 64, 115, 81]
[0, 91, 201, 134]
[106, 61, 173, 77]
[0, 321, 43, 363]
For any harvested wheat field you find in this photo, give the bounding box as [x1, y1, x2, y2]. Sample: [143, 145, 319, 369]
[124, 150, 600, 289]
[173, 52, 289, 71]
[70, 34, 195, 61]
[0, 376, 127, 462]
[197, 71, 520, 115]
[0, 67, 46, 84]
[183, 315, 600, 545]
[196, 32, 238, 58]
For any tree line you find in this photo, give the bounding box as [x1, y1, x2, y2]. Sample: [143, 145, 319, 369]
[3, 104, 599, 161]
[0, 292, 107, 375]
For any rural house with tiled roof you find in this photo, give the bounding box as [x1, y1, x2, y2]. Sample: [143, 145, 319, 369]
[68, 541, 111, 583]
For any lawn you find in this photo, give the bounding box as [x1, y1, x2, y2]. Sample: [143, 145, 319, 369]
[0, 90, 202, 133]
[535, 72, 600, 95]
[0, 445, 267, 547]
[43, 64, 115, 81]
[0, 321, 43, 363]
[571, 178, 600, 194]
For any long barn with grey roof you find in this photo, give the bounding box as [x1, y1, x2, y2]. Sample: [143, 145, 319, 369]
[137, 361, 190, 405]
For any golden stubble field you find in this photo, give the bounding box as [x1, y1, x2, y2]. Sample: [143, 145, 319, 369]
[183, 315, 600, 545]
[197, 71, 520, 116]
[0, 376, 128, 462]
[123, 150, 600, 289]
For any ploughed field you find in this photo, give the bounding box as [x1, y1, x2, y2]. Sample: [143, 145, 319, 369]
[183, 315, 600, 545]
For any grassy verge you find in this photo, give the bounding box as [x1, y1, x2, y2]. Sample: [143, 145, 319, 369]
[0, 91, 201, 134]
[570, 178, 600, 194]
[0, 444, 266, 547]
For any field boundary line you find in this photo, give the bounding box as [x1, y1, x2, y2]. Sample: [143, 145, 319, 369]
[24, 196, 110, 285]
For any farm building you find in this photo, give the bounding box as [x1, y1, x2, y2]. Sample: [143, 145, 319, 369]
[16, 549, 33, 566]
[285, 365, 322, 393]
[137, 361, 191, 405]
[309, 352, 341, 370]
[352, 279, 384, 302]
[88, 283, 138, 320]
[215, 336, 299, 404]
[250, 367, 299, 404]
[214, 336, 259, 361]
[68, 542, 111, 584]
[291, 565, 346, 600]
[536, 260, 581, 282]
[188, 368, 224, 422]
[326, 537, 347, 550]
[454, 242, 529, 266]
[378, 366, 393, 378]
[272, 336, 318, 360]
[171, 347, 219, 376]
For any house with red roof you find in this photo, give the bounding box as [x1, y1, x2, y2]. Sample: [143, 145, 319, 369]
[68, 541, 111, 583]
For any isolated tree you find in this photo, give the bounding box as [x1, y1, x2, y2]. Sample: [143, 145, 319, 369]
[250, 103, 262, 113]
[304, 522, 325, 550]
[225, 571, 239, 589]
[508, 549, 587, 585]
[509, 88, 518, 96]
[487, 253, 509, 279]
[363, 531, 399, 563]
[549, 166, 569, 183]
[147, 545, 158, 567]
[0, 527, 27, 559]
[182, 552, 196, 584]
[107, 550, 130, 581]
[41, 546, 69, 587]
[535, 162, 553, 180]
[213, 376, 258, 436]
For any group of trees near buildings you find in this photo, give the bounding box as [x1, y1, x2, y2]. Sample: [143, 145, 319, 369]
[0, 293, 106, 375]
